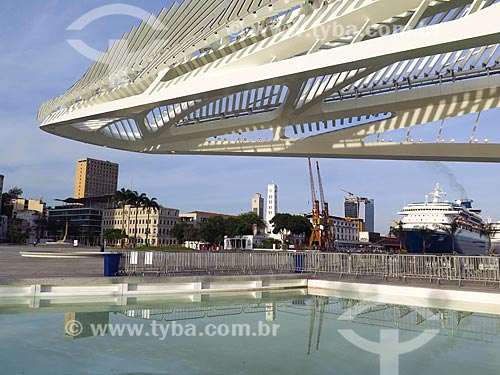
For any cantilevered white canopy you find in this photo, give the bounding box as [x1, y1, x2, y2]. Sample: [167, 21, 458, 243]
[40, 0, 500, 162]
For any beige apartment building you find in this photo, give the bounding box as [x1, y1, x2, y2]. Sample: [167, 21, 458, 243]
[74, 158, 119, 199]
[12, 198, 47, 216]
[102, 205, 179, 247]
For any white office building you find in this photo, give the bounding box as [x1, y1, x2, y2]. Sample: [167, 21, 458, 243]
[266, 184, 278, 223]
[264, 183, 280, 239]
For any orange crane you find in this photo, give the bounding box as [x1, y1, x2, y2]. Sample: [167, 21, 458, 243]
[308, 158, 322, 249]
[316, 161, 335, 252]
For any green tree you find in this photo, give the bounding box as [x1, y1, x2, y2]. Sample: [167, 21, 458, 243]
[171, 223, 202, 245]
[415, 226, 434, 254]
[103, 229, 127, 244]
[236, 212, 265, 235]
[113, 188, 132, 248]
[1, 187, 23, 219]
[200, 216, 226, 245]
[437, 220, 459, 254]
[270, 213, 293, 247]
[289, 215, 312, 239]
[481, 223, 498, 255]
[142, 196, 160, 246]
[224, 216, 240, 238]
[128, 191, 147, 246]
[390, 220, 405, 251]
[7, 187, 23, 199]
[171, 222, 187, 244]
[271, 214, 312, 248]
[185, 225, 200, 241]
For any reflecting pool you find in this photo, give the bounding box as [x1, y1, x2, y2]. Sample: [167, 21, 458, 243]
[1, 289, 499, 375]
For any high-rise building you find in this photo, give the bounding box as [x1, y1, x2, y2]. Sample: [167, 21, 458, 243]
[266, 183, 278, 223]
[344, 197, 375, 232]
[74, 158, 119, 199]
[252, 193, 264, 218]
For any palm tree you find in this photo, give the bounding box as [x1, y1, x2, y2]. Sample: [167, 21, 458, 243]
[142, 197, 160, 246]
[390, 221, 405, 252]
[437, 219, 459, 254]
[481, 223, 498, 255]
[113, 188, 132, 248]
[415, 226, 434, 254]
[129, 191, 147, 247]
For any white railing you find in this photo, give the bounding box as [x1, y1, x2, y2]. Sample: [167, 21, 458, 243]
[117, 251, 500, 283]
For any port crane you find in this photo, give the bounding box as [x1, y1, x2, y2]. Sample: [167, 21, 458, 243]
[307, 158, 335, 251]
[308, 158, 322, 249]
[316, 161, 335, 251]
[340, 188, 355, 198]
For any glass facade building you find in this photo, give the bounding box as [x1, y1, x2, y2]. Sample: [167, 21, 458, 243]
[344, 197, 375, 232]
[48, 206, 103, 245]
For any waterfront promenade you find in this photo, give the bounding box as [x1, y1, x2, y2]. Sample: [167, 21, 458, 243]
[0, 246, 499, 296]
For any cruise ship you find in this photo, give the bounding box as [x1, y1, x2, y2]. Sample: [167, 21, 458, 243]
[397, 184, 488, 255]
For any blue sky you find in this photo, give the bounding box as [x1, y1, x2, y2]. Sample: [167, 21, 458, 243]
[1, 0, 500, 234]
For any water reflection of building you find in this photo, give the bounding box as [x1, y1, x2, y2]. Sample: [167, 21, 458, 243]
[64, 312, 109, 339]
[266, 303, 277, 322]
[117, 297, 500, 348]
[300, 296, 500, 354]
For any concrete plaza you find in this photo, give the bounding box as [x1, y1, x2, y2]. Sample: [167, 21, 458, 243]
[0, 245, 104, 279]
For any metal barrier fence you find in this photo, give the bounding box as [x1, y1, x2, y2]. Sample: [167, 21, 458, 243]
[118, 251, 299, 275]
[117, 251, 500, 283]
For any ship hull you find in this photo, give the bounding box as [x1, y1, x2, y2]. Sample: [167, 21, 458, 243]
[403, 229, 488, 255]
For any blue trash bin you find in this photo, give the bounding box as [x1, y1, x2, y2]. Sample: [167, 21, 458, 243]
[104, 254, 122, 277]
[294, 253, 305, 273]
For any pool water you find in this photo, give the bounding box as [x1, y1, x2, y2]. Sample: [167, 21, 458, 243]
[1, 290, 499, 375]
